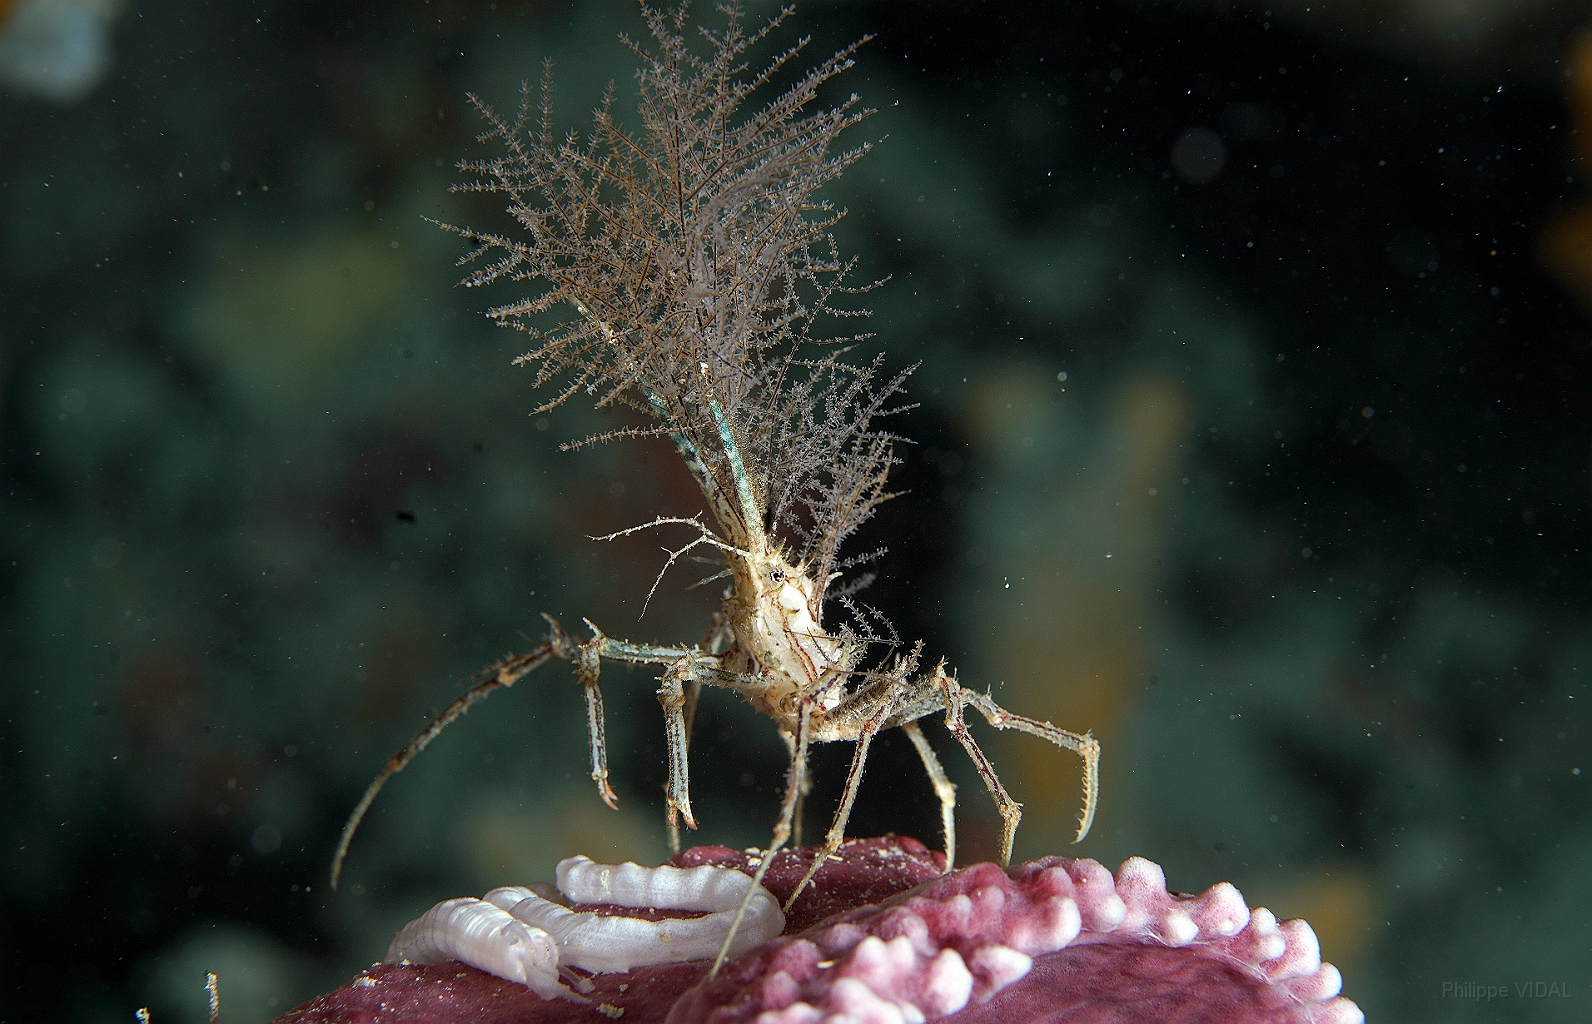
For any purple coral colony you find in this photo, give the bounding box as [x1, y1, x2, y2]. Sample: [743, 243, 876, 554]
[281, 837, 1361, 1023]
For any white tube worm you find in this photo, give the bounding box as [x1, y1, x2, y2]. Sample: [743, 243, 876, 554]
[384, 896, 574, 1001]
[387, 860, 785, 993]
[495, 857, 785, 973]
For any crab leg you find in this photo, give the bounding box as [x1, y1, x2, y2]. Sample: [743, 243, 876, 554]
[902, 720, 957, 872]
[961, 688, 1100, 845]
[713, 702, 813, 976]
[331, 644, 557, 890]
[932, 666, 1026, 866]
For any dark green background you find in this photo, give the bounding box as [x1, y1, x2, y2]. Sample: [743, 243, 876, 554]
[2, 1, 1588, 1021]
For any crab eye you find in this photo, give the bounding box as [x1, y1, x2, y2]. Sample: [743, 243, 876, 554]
[768, 569, 785, 583]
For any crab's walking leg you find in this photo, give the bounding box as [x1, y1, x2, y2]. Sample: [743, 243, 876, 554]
[902, 720, 957, 872]
[787, 691, 904, 909]
[577, 622, 701, 813]
[669, 615, 724, 850]
[712, 703, 814, 977]
[682, 677, 702, 743]
[961, 688, 1100, 845]
[331, 644, 557, 889]
[932, 665, 1026, 867]
[787, 733, 813, 849]
[657, 663, 697, 852]
[575, 626, 620, 808]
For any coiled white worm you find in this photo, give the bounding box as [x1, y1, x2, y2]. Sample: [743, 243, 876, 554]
[385, 896, 570, 1000]
[525, 855, 785, 971]
[385, 858, 785, 998]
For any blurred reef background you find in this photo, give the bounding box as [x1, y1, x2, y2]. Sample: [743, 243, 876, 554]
[3, 0, 1590, 1021]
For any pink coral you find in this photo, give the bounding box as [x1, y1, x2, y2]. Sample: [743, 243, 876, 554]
[277, 837, 1361, 1024]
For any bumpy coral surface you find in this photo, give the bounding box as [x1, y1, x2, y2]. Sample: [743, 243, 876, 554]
[276, 837, 1361, 1024]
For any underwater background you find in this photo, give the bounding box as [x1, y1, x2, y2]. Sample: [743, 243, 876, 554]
[2, 0, 1589, 1020]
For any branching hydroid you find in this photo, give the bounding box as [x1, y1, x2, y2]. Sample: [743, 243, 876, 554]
[441, 3, 907, 598]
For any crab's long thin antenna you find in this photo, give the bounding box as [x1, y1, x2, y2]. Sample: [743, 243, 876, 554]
[588, 516, 756, 618]
[589, 516, 755, 561]
[330, 644, 557, 889]
[588, 515, 717, 542]
[639, 536, 713, 617]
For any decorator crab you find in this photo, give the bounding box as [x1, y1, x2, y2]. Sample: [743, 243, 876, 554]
[331, 0, 1100, 973]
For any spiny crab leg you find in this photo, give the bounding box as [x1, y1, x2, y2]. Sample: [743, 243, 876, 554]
[785, 709, 893, 910]
[784, 657, 922, 908]
[933, 666, 1021, 866]
[713, 702, 814, 977]
[331, 617, 711, 889]
[573, 621, 711, 821]
[960, 687, 1100, 849]
[573, 628, 619, 808]
[901, 720, 957, 871]
[330, 643, 557, 890]
[657, 660, 698, 839]
[925, 663, 1101, 865]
